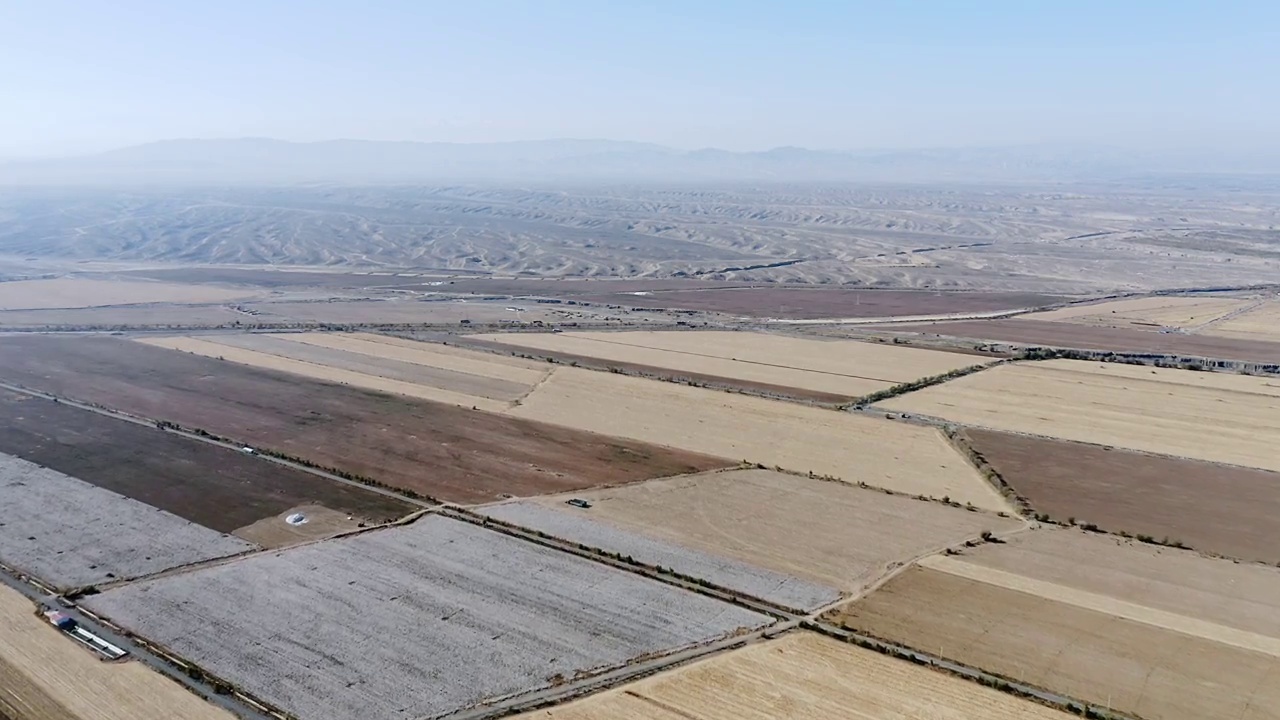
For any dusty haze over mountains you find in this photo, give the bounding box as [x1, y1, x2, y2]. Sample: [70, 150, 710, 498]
[4, 139, 1279, 185]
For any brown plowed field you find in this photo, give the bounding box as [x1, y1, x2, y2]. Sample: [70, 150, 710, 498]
[831, 565, 1280, 720]
[893, 317, 1280, 364]
[0, 389, 413, 535]
[966, 428, 1280, 562]
[519, 632, 1074, 719]
[0, 336, 728, 503]
[576, 288, 1063, 319]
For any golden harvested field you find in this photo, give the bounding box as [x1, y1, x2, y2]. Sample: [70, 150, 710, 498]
[475, 330, 984, 397]
[515, 631, 1074, 720]
[510, 367, 1011, 512]
[881, 359, 1280, 471]
[958, 528, 1280, 641]
[0, 585, 234, 720]
[290, 332, 548, 379]
[527, 469, 1021, 591]
[832, 564, 1280, 720]
[1202, 299, 1280, 342]
[1033, 295, 1252, 328]
[137, 335, 547, 412]
[0, 278, 251, 310]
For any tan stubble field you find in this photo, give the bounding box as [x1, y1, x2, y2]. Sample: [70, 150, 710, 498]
[508, 367, 1012, 512]
[524, 468, 1022, 591]
[515, 631, 1074, 719]
[475, 330, 985, 397]
[881, 359, 1280, 471]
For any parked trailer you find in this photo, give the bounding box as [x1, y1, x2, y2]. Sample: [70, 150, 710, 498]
[68, 626, 129, 660]
[43, 609, 128, 660]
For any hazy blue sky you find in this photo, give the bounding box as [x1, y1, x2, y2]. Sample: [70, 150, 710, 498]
[1, 1, 1275, 156]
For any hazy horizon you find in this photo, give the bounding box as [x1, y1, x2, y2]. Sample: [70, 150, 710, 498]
[3, 1, 1277, 158]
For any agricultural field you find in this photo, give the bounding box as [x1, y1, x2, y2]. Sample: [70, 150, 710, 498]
[0, 584, 234, 720]
[955, 529, 1280, 642]
[1032, 295, 1252, 329]
[887, 318, 1280, 365]
[481, 500, 840, 611]
[0, 452, 254, 590]
[509, 367, 1010, 511]
[1203, 298, 1280, 342]
[830, 561, 1280, 720]
[238, 298, 598, 325]
[0, 277, 253, 310]
[495, 469, 1020, 595]
[965, 428, 1280, 562]
[0, 335, 727, 503]
[0, 389, 413, 543]
[881, 359, 1280, 471]
[514, 631, 1075, 720]
[139, 334, 532, 412]
[573, 288, 1063, 319]
[474, 330, 984, 399]
[85, 515, 769, 720]
[0, 304, 246, 329]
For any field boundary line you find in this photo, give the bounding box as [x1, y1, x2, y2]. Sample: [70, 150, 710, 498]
[87, 507, 440, 593]
[802, 620, 1141, 720]
[442, 507, 802, 621]
[920, 555, 1280, 657]
[844, 359, 1006, 409]
[448, 334, 855, 408]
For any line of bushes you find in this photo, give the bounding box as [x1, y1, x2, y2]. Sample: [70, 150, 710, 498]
[149, 419, 438, 505]
[848, 362, 1001, 409]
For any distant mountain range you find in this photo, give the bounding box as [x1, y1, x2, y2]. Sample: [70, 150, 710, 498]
[2, 138, 1277, 185]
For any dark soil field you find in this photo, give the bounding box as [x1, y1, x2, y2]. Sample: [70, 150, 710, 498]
[965, 428, 1280, 563]
[896, 318, 1280, 364]
[574, 288, 1064, 319]
[0, 336, 729, 503]
[455, 337, 854, 405]
[0, 389, 414, 533]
